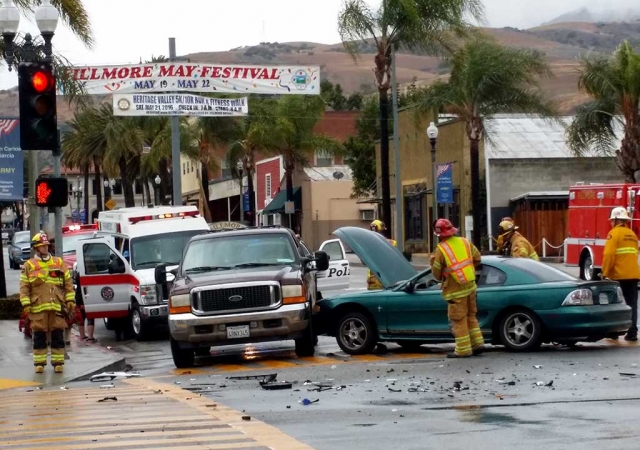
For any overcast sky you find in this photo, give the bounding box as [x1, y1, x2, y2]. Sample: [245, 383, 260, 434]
[0, 0, 636, 90]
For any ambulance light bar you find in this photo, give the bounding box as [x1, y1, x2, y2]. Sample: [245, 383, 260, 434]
[129, 210, 200, 224]
[63, 223, 98, 233]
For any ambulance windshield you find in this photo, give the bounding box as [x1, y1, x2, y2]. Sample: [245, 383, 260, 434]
[130, 230, 206, 270]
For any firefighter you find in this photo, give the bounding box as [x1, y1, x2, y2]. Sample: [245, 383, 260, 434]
[495, 217, 513, 251]
[602, 207, 639, 342]
[497, 219, 539, 260]
[367, 220, 397, 290]
[19, 233, 75, 373]
[430, 219, 484, 358]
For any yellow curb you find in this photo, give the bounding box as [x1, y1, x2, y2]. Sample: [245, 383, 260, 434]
[0, 378, 41, 391]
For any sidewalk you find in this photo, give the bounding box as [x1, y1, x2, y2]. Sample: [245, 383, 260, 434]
[0, 377, 313, 449]
[0, 320, 126, 391]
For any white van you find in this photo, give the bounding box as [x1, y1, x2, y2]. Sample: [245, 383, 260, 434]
[75, 205, 209, 340]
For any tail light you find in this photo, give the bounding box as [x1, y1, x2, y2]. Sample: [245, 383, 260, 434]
[616, 287, 625, 304]
[562, 289, 593, 306]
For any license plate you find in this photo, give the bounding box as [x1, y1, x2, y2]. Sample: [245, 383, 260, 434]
[599, 293, 609, 305]
[226, 325, 250, 339]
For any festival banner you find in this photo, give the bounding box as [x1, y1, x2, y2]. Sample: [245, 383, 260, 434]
[113, 93, 249, 117]
[0, 118, 23, 201]
[436, 162, 454, 204]
[69, 63, 320, 95]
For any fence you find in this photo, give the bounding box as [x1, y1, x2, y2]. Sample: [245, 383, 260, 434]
[513, 206, 568, 257]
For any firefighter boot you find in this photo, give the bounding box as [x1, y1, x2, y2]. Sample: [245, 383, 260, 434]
[54, 365, 63, 374]
[35, 365, 45, 373]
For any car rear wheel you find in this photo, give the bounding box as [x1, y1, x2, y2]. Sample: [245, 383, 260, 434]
[171, 337, 195, 368]
[499, 310, 542, 352]
[336, 312, 377, 355]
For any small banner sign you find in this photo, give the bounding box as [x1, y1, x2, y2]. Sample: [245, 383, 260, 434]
[113, 94, 249, 117]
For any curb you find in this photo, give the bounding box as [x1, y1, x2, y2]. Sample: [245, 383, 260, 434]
[67, 354, 127, 382]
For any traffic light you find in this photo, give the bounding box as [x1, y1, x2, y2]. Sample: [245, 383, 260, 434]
[18, 62, 57, 151]
[35, 177, 68, 207]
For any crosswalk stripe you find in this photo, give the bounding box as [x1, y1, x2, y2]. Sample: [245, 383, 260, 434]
[0, 379, 313, 450]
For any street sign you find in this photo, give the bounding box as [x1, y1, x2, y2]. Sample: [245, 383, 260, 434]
[113, 94, 248, 117]
[436, 163, 454, 204]
[68, 63, 320, 95]
[105, 198, 116, 210]
[0, 119, 23, 201]
[284, 201, 295, 215]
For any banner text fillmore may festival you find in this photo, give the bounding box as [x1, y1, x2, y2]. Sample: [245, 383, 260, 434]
[68, 63, 320, 95]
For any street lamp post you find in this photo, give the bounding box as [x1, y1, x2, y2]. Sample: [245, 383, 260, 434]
[72, 180, 83, 224]
[427, 122, 439, 251]
[0, 0, 60, 242]
[103, 178, 115, 209]
[154, 175, 161, 205]
[236, 161, 244, 223]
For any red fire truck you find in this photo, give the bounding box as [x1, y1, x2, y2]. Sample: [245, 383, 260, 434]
[565, 183, 640, 280]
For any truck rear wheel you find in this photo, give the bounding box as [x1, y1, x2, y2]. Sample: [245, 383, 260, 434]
[580, 254, 600, 281]
[171, 337, 195, 368]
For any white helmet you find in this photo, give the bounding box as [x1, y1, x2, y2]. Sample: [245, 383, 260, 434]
[609, 207, 631, 221]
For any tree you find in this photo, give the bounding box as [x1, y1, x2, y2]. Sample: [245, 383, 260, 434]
[338, 0, 484, 238]
[567, 41, 640, 182]
[254, 96, 343, 228]
[415, 38, 558, 248]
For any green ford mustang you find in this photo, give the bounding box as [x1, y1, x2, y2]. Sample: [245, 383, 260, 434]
[314, 227, 632, 354]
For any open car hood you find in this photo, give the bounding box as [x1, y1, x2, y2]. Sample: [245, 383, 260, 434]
[333, 227, 417, 288]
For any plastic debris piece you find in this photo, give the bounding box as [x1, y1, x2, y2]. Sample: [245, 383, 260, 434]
[620, 373, 637, 377]
[228, 374, 277, 383]
[242, 415, 251, 421]
[100, 384, 115, 389]
[331, 365, 337, 369]
[97, 397, 117, 402]
[533, 365, 542, 369]
[535, 382, 545, 386]
[60, 386, 68, 390]
[388, 388, 402, 393]
[496, 380, 516, 386]
[261, 381, 293, 390]
[299, 398, 319, 405]
[90, 372, 141, 382]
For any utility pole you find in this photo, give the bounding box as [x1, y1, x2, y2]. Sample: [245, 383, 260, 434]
[169, 37, 182, 206]
[53, 130, 62, 255]
[391, 44, 403, 251]
[29, 150, 38, 239]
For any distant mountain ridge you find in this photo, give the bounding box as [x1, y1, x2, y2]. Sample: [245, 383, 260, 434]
[544, 7, 640, 25]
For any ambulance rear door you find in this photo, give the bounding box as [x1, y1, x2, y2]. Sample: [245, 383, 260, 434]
[76, 236, 135, 320]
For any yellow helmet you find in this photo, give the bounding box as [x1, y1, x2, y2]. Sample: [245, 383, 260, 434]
[370, 220, 386, 232]
[31, 232, 50, 248]
[498, 220, 518, 236]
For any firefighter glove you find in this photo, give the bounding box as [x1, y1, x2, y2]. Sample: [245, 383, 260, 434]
[23, 306, 31, 315]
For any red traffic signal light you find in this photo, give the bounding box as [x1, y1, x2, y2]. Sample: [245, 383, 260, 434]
[18, 62, 58, 151]
[32, 71, 52, 93]
[35, 177, 69, 208]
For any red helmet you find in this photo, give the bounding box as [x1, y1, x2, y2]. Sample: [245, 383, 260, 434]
[434, 218, 458, 237]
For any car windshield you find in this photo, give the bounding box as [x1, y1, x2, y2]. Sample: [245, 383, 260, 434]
[500, 258, 577, 282]
[13, 232, 30, 244]
[182, 233, 298, 274]
[130, 230, 206, 270]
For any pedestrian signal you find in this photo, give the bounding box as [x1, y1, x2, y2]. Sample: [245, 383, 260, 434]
[35, 177, 68, 207]
[18, 62, 58, 150]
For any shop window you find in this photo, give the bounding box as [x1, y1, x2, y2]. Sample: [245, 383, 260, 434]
[405, 195, 425, 241]
[221, 159, 231, 178]
[315, 149, 332, 167]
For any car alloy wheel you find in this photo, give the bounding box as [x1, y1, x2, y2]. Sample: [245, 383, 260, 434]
[336, 312, 377, 355]
[499, 310, 542, 351]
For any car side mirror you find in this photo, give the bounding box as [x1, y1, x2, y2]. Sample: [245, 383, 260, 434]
[155, 263, 168, 284]
[313, 251, 330, 272]
[108, 257, 125, 274]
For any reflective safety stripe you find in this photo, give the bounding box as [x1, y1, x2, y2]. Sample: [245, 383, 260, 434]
[530, 251, 539, 261]
[616, 247, 638, 255]
[469, 327, 485, 347]
[432, 260, 442, 269]
[65, 292, 75, 301]
[31, 302, 62, 313]
[438, 238, 476, 285]
[20, 297, 31, 306]
[454, 335, 473, 356]
[442, 284, 477, 300]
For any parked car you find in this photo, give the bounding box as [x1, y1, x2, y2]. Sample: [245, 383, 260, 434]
[158, 226, 334, 368]
[315, 226, 632, 354]
[8, 231, 31, 270]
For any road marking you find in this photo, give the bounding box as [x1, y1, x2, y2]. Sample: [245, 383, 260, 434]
[0, 380, 313, 449]
[0, 378, 40, 391]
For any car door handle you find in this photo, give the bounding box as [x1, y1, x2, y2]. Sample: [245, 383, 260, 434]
[83, 287, 88, 295]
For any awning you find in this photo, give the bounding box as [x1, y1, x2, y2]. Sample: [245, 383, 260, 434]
[262, 187, 302, 214]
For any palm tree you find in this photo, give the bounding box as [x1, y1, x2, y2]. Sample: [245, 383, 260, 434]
[225, 97, 278, 225]
[338, 0, 484, 238]
[567, 41, 640, 182]
[416, 38, 558, 248]
[253, 96, 343, 228]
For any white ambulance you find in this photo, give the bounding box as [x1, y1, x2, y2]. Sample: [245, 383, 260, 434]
[75, 205, 209, 340]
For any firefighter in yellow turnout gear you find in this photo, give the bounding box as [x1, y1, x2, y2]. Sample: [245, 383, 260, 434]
[430, 219, 484, 358]
[19, 233, 75, 373]
[497, 219, 539, 260]
[367, 220, 397, 290]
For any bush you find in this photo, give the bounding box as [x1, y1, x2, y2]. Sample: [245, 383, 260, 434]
[0, 295, 22, 320]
